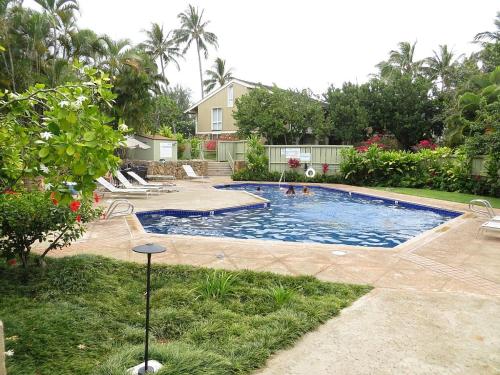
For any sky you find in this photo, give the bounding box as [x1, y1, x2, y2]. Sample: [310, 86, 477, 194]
[28, 0, 500, 102]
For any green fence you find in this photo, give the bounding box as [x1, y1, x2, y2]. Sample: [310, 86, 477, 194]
[217, 141, 352, 174]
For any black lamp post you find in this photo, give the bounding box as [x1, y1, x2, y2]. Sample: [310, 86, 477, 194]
[132, 243, 166, 375]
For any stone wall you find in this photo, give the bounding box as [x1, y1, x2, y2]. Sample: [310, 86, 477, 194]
[123, 160, 208, 179]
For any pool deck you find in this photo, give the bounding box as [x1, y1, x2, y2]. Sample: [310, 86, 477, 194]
[36, 177, 500, 374]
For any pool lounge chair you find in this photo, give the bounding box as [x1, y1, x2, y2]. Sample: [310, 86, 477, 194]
[182, 165, 208, 180]
[478, 220, 500, 237]
[127, 171, 176, 187]
[96, 177, 151, 198]
[114, 171, 164, 194]
[469, 199, 500, 221]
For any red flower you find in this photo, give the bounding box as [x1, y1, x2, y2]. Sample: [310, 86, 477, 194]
[7, 258, 16, 266]
[205, 140, 217, 151]
[93, 192, 100, 203]
[288, 158, 300, 169]
[69, 200, 81, 212]
[50, 192, 59, 206]
[75, 214, 81, 223]
[356, 146, 369, 153]
[322, 163, 329, 174]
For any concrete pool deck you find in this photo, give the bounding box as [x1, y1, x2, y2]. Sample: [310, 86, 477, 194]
[37, 177, 500, 374]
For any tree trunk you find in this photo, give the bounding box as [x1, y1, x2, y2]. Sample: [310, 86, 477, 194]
[7, 47, 16, 92]
[196, 40, 204, 99]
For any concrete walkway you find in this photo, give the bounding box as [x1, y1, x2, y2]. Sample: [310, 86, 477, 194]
[37, 178, 500, 374]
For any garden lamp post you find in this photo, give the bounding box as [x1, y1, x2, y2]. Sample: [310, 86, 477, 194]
[131, 243, 166, 375]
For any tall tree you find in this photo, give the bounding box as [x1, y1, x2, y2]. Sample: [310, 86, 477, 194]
[424, 44, 461, 91]
[203, 57, 232, 93]
[141, 22, 182, 89]
[376, 41, 423, 80]
[474, 12, 500, 43]
[33, 0, 79, 85]
[174, 4, 218, 99]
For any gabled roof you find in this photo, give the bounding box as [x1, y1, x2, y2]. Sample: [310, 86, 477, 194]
[185, 78, 272, 113]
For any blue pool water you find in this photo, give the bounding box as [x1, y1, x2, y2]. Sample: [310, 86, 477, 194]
[136, 184, 461, 248]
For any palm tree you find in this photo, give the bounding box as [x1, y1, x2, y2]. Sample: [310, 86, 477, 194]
[424, 45, 461, 91]
[141, 22, 182, 89]
[376, 41, 423, 79]
[174, 4, 218, 98]
[474, 12, 500, 43]
[203, 57, 232, 93]
[98, 36, 133, 77]
[34, 0, 79, 85]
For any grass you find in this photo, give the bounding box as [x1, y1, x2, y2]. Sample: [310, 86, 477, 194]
[372, 187, 500, 208]
[0, 255, 370, 375]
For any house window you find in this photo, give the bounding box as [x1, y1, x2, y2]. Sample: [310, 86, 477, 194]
[227, 85, 234, 107]
[211, 108, 222, 131]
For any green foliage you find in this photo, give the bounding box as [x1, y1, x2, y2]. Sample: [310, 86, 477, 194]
[268, 284, 295, 308]
[196, 270, 236, 299]
[339, 146, 497, 196]
[0, 192, 101, 267]
[359, 74, 441, 149]
[232, 169, 344, 184]
[0, 66, 124, 200]
[149, 93, 195, 136]
[0, 255, 371, 374]
[190, 137, 201, 158]
[246, 135, 268, 175]
[324, 82, 368, 144]
[234, 87, 325, 144]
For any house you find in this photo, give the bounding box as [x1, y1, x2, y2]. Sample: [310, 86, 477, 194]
[185, 78, 271, 139]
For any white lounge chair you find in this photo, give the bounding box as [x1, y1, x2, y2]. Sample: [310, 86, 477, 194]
[96, 177, 151, 198]
[114, 171, 162, 194]
[478, 220, 500, 237]
[469, 199, 500, 221]
[127, 171, 176, 187]
[182, 165, 208, 180]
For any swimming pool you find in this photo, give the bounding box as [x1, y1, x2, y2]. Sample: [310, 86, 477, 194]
[136, 184, 461, 248]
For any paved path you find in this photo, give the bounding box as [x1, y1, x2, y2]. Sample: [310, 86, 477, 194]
[37, 178, 500, 374]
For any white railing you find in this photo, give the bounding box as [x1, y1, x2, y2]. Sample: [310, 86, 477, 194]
[226, 151, 235, 173]
[278, 170, 286, 188]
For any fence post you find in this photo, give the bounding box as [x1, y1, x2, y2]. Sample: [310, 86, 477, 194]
[0, 321, 6, 375]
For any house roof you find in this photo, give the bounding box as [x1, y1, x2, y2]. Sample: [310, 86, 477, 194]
[185, 78, 273, 113]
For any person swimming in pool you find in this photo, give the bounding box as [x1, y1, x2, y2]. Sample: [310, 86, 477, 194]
[302, 186, 314, 196]
[256, 186, 262, 191]
[285, 186, 296, 196]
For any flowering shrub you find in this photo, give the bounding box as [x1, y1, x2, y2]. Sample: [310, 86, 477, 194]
[355, 134, 387, 152]
[205, 140, 217, 151]
[413, 139, 437, 150]
[322, 163, 329, 174]
[0, 192, 101, 268]
[340, 146, 496, 195]
[288, 158, 300, 169]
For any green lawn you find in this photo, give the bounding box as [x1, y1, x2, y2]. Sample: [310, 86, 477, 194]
[373, 187, 500, 208]
[1, 255, 370, 375]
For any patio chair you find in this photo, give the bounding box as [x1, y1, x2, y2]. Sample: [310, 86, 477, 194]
[96, 177, 151, 198]
[114, 171, 162, 194]
[127, 171, 176, 187]
[182, 165, 208, 180]
[478, 220, 500, 237]
[469, 199, 500, 221]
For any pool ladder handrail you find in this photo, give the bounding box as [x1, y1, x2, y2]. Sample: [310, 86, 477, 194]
[469, 199, 495, 218]
[278, 170, 285, 189]
[104, 199, 134, 220]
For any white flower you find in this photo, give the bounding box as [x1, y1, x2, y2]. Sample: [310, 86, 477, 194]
[59, 100, 70, 107]
[76, 95, 87, 103]
[5, 349, 14, 357]
[44, 183, 53, 191]
[118, 123, 128, 132]
[77, 344, 86, 350]
[40, 131, 53, 140]
[40, 164, 49, 173]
